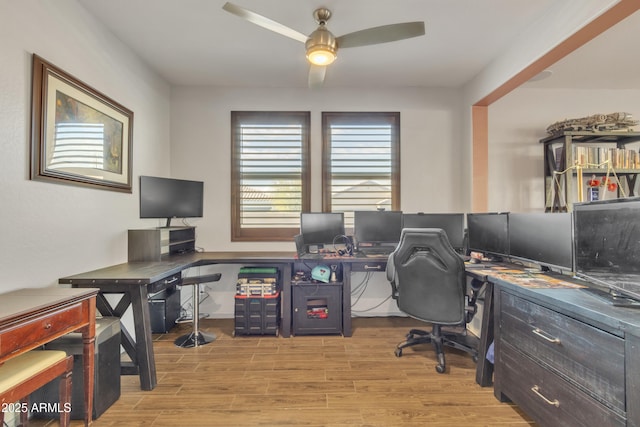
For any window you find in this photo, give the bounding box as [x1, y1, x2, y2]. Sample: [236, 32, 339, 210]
[231, 111, 310, 241]
[322, 112, 401, 227]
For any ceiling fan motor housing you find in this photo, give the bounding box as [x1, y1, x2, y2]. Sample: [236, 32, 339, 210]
[306, 25, 337, 65]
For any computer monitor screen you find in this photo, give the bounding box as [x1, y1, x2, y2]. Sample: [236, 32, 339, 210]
[467, 212, 509, 256]
[508, 212, 573, 271]
[300, 212, 345, 246]
[139, 175, 204, 227]
[402, 213, 465, 250]
[574, 197, 640, 300]
[354, 210, 403, 246]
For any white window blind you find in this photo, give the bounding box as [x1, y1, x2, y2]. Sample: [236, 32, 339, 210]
[231, 112, 310, 241]
[322, 112, 400, 227]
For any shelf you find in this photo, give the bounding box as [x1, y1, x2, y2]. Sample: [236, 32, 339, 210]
[541, 131, 640, 212]
[541, 130, 640, 145]
[128, 226, 196, 261]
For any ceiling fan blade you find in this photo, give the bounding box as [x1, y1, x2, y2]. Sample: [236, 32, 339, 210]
[336, 21, 425, 48]
[222, 2, 308, 44]
[308, 65, 326, 89]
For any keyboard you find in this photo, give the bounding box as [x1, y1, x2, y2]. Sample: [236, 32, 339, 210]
[582, 286, 640, 308]
[358, 247, 394, 257]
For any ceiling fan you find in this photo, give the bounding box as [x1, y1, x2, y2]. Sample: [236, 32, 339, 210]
[222, 2, 426, 88]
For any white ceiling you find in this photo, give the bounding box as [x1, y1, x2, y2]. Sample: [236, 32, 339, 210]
[77, 0, 640, 90]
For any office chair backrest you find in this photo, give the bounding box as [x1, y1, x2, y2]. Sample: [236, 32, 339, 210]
[392, 228, 466, 325]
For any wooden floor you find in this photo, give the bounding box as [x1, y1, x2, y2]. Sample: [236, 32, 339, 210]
[31, 317, 535, 426]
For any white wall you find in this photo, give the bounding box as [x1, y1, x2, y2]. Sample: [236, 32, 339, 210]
[488, 87, 640, 212]
[461, 0, 622, 206]
[170, 85, 467, 317]
[0, 0, 172, 293]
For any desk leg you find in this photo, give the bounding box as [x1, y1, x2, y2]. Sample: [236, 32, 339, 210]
[82, 300, 96, 426]
[342, 263, 352, 337]
[280, 263, 292, 338]
[129, 286, 157, 391]
[475, 281, 494, 387]
[95, 293, 142, 378]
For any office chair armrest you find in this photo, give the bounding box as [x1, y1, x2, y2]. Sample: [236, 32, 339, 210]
[386, 253, 399, 299]
[386, 253, 395, 282]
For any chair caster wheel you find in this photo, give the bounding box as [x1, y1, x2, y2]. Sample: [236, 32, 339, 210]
[394, 348, 402, 357]
[435, 364, 445, 374]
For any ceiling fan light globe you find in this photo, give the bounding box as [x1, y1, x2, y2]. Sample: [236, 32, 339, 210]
[306, 46, 336, 65]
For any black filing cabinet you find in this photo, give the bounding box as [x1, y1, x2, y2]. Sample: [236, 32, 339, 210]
[31, 316, 121, 420]
[292, 282, 342, 335]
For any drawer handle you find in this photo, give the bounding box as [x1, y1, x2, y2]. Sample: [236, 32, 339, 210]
[532, 328, 560, 344]
[364, 264, 382, 270]
[44, 323, 52, 329]
[531, 385, 560, 407]
[165, 277, 179, 284]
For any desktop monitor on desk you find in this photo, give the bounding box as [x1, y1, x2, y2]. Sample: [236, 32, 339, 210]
[573, 197, 640, 301]
[402, 213, 465, 252]
[354, 210, 403, 251]
[467, 212, 509, 259]
[139, 175, 204, 227]
[508, 212, 573, 272]
[300, 212, 345, 250]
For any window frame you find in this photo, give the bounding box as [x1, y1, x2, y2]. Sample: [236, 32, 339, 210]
[321, 112, 401, 217]
[230, 111, 311, 241]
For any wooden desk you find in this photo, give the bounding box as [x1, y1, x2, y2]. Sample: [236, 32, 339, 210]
[59, 251, 387, 391]
[0, 287, 98, 426]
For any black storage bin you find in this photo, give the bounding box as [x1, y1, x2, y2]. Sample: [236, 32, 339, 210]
[234, 292, 280, 336]
[31, 316, 121, 420]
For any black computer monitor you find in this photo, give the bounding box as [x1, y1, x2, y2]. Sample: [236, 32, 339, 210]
[574, 197, 640, 300]
[402, 213, 465, 250]
[467, 212, 509, 257]
[508, 212, 573, 272]
[139, 175, 204, 227]
[300, 212, 345, 247]
[354, 210, 403, 247]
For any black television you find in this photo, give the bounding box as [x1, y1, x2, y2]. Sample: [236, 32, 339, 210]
[467, 212, 509, 258]
[574, 197, 640, 301]
[402, 213, 465, 250]
[354, 210, 403, 247]
[300, 212, 345, 247]
[508, 212, 573, 272]
[139, 175, 204, 227]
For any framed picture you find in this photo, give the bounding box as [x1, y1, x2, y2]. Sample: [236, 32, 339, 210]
[31, 54, 133, 192]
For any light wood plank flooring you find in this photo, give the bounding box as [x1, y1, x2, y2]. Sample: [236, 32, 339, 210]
[31, 317, 535, 426]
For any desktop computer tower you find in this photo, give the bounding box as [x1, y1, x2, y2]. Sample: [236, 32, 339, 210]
[31, 316, 121, 420]
[149, 285, 181, 333]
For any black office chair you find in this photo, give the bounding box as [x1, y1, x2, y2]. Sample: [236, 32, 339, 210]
[386, 228, 478, 373]
[174, 272, 221, 348]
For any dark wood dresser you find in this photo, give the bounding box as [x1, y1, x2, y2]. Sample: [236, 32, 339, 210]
[493, 280, 640, 427]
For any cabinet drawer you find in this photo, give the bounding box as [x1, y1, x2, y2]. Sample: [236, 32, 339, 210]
[500, 292, 625, 411]
[498, 341, 625, 427]
[149, 273, 181, 293]
[0, 303, 83, 358]
[351, 261, 386, 272]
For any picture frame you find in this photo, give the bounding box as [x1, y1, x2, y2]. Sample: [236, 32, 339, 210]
[31, 54, 133, 192]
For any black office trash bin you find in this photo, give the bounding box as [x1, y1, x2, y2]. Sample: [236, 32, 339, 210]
[31, 316, 121, 420]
